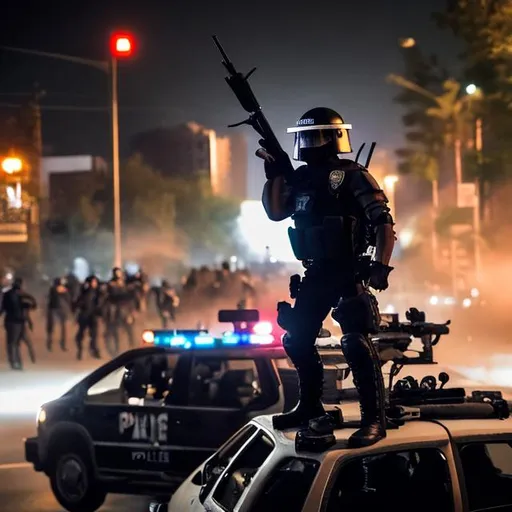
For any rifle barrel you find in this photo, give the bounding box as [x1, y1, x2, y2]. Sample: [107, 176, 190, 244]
[212, 35, 231, 66]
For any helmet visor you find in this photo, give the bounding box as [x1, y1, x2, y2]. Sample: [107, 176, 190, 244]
[296, 129, 336, 149]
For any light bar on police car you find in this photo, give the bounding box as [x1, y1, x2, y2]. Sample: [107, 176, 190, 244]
[142, 329, 214, 348]
[142, 321, 277, 349]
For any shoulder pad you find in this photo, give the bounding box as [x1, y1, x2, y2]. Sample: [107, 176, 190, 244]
[290, 164, 310, 185]
[337, 158, 367, 172]
[351, 169, 384, 193]
[294, 164, 309, 174]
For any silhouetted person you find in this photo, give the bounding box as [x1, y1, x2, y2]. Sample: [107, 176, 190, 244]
[105, 267, 136, 356]
[157, 280, 180, 328]
[74, 275, 102, 360]
[46, 277, 72, 352]
[0, 278, 37, 369]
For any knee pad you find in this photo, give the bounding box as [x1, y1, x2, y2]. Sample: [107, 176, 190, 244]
[332, 292, 380, 334]
[341, 333, 369, 358]
[276, 301, 294, 331]
[341, 333, 379, 364]
[283, 333, 315, 365]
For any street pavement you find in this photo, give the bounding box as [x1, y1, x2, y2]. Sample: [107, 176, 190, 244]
[0, 329, 510, 511]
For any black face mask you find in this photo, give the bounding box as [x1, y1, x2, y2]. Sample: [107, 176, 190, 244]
[300, 143, 338, 164]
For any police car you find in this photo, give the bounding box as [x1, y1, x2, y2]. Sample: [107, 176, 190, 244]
[23, 309, 297, 512]
[169, 393, 512, 512]
[161, 309, 512, 512]
[168, 316, 512, 512]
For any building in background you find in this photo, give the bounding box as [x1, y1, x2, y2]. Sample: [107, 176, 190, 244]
[130, 122, 248, 199]
[42, 155, 107, 219]
[228, 132, 248, 200]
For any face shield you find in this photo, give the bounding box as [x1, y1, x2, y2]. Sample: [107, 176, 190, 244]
[287, 123, 353, 161]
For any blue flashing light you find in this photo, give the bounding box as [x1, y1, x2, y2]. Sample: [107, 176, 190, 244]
[149, 328, 277, 349]
[170, 335, 186, 347]
[222, 332, 242, 345]
[194, 334, 215, 346]
[153, 329, 212, 349]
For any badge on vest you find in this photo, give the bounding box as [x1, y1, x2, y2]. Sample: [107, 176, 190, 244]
[329, 170, 345, 190]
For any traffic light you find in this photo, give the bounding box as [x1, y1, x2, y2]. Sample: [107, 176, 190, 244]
[109, 31, 135, 59]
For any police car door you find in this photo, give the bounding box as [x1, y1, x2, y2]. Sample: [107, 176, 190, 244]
[172, 353, 258, 469]
[82, 350, 186, 475]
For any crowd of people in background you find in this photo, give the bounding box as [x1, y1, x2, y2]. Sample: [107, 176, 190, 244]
[0, 261, 268, 370]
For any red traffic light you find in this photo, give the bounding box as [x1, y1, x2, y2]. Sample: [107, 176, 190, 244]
[110, 32, 135, 58]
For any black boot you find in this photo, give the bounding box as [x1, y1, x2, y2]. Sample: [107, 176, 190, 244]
[89, 346, 101, 359]
[272, 351, 325, 430]
[342, 333, 386, 448]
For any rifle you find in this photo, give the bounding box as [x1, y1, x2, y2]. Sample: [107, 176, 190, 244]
[211, 36, 294, 174]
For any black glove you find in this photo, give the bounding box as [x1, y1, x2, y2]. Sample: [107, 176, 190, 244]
[256, 139, 291, 180]
[368, 261, 393, 291]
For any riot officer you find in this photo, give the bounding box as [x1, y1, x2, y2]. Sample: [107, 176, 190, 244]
[74, 275, 102, 360]
[260, 107, 395, 447]
[46, 277, 72, 352]
[105, 267, 136, 355]
[0, 278, 37, 369]
[156, 280, 180, 328]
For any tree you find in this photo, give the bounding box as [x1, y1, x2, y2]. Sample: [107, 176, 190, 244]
[98, 155, 240, 262]
[387, 45, 450, 184]
[434, 0, 512, 185]
[169, 176, 241, 258]
[118, 153, 177, 232]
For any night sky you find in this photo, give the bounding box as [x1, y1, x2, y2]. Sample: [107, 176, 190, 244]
[1, 0, 459, 196]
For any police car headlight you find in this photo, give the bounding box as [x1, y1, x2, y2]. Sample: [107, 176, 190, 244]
[37, 407, 46, 424]
[429, 295, 439, 306]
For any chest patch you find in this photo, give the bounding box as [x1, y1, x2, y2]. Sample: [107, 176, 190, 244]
[329, 170, 345, 190]
[295, 194, 311, 212]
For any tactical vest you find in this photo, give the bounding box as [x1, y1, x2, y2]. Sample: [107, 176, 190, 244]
[287, 163, 370, 262]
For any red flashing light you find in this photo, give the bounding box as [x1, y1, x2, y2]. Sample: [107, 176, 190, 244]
[110, 32, 135, 58]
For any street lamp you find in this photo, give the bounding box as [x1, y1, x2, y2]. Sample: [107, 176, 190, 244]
[0, 35, 137, 267]
[463, 84, 483, 283]
[465, 83, 477, 95]
[399, 38, 416, 48]
[1, 157, 23, 174]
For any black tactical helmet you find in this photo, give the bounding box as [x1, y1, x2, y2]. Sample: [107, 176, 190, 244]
[287, 107, 352, 161]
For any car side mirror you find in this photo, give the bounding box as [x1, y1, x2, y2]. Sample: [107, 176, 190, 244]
[318, 327, 332, 338]
[192, 469, 203, 486]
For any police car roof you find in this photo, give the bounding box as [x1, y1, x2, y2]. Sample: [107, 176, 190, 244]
[138, 344, 288, 359]
[253, 410, 451, 453]
[252, 397, 512, 452]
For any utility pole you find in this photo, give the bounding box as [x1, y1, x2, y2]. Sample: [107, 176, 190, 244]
[474, 117, 483, 283]
[20, 85, 46, 265]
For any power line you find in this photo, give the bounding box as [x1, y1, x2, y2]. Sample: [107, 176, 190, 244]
[0, 103, 183, 113]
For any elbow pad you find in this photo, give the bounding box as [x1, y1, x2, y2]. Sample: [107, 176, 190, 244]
[350, 168, 395, 226]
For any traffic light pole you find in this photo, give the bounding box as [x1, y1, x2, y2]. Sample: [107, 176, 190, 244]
[2, 41, 130, 269]
[111, 56, 122, 268]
